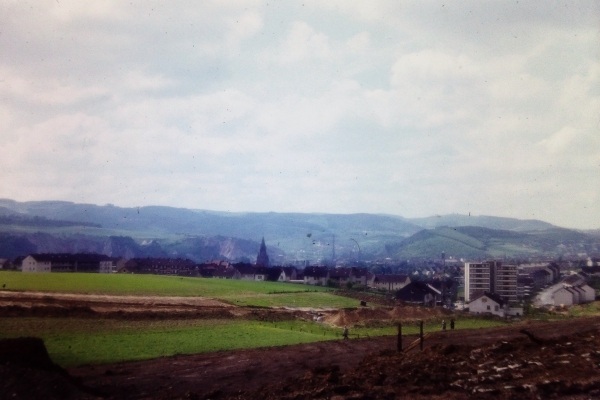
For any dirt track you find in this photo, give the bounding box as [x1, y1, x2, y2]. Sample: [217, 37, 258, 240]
[0, 290, 232, 311]
[69, 316, 600, 399]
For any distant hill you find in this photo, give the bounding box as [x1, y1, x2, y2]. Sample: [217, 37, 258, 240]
[0, 199, 423, 261]
[409, 214, 555, 231]
[0, 199, 597, 262]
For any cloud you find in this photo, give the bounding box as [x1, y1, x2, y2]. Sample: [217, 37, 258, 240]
[0, 1, 598, 229]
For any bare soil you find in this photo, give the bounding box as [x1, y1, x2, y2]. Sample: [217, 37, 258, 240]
[0, 291, 308, 321]
[0, 290, 450, 323]
[67, 317, 600, 399]
[322, 305, 453, 327]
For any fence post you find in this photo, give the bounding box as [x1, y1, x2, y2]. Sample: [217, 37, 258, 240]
[397, 322, 402, 352]
[419, 320, 424, 351]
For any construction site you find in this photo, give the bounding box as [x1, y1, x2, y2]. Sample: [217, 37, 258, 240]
[2, 289, 600, 399]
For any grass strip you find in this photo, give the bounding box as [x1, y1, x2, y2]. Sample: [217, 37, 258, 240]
[0, 271, 359, 308]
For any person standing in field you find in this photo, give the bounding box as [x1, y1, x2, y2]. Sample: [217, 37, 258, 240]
[442, 320, 446, 331]
[343, 325, 349, 339]
[450, 318, 455, 330]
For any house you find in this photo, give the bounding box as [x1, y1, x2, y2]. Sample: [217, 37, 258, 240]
[232, 264, 257, 280]
[396, 281, 441, 307]
[303, 266, 329, 285]
[21, 255, 51, 273]
[279, 267, 297, 282]
[12, 256, 26, 271]
[552, 286, 577, 306]
[349, 267, 369, 285]
[329, 268, 352, 286]
[429, 279, 458, 305]
[212, 265, 241, 279]
[578, 284, 596, 302]
[114, 258, 129, 273]
[0, 258, 11, 270]
[468, 292, 509, 317]
[371, 274, 411, 291]
[253, 266, 269, 281]
[587, 257, 600, 267]
[99, 258, 121, 274]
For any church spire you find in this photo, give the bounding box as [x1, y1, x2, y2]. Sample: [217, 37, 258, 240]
[256, 237, 270, 267]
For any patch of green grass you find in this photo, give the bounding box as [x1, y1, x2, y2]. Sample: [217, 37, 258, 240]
[0, 318, 344, 367]
[0, 271, 359, 308]
[568, 301, 600, 317]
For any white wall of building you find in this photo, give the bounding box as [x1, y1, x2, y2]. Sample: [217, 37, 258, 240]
[468, 295, 507, 317]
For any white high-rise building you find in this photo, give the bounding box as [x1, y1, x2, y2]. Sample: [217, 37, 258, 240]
[465, 260, 517, 304]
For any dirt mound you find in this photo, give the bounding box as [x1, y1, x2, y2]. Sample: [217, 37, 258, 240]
[323, 305, 453, 327]
[234, 329, 600, 399]
[389, 304, 452, 320]
[246, 308, 308, 322]
[324, 307, 392, 326]
[0, 337, 97, 399]
[0, 305, 98, 318]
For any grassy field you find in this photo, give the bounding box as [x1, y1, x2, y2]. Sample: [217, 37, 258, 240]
[0, 316, 509, 367]
[0, 271, 358, 308]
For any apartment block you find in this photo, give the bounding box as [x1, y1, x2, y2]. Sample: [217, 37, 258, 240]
[465, 260, 517, 304]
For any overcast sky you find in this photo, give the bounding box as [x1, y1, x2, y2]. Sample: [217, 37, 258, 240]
[1, 1, 599, 229]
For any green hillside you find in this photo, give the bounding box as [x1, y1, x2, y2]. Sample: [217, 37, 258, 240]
[387, 225, 598, 260]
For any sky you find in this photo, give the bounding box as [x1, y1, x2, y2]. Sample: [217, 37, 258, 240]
[1, 1, 599, 230]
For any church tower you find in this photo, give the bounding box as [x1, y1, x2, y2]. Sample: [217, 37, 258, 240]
[256, 237, 270, 267]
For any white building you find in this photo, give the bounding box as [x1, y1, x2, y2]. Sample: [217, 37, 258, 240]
[468, 292, 509, 317]
[370, 274, 411, 291]
[21, 255, 51, 273]
[552, 284, 595, 306]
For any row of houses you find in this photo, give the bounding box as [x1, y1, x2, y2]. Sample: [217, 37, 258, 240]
[12, 254, 415, 290]
[20, 254, 116, 273]
[534, 273, 596, 307]
[551, 283, 595, 306]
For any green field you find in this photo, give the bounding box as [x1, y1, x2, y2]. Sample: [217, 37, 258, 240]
[0, 317, 508, 367]
[0, 271, 358, 308]
[0, 272, 513, 367]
